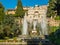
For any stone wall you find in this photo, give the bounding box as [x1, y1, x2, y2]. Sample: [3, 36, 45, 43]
[47, 18, 60, 26]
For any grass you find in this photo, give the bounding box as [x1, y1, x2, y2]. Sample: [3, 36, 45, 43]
[0, 37, 22, 42]
[54, 16, 60, 20]
[50, 26, 59, 33]
[0, 40, 6, 42]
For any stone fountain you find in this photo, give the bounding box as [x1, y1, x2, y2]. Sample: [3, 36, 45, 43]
[21, 11, 48, 38]
[20, 11, 49, 45]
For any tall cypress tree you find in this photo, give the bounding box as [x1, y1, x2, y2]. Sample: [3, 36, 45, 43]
[0, 3, 5, 22]
[15, 0, 24, 18]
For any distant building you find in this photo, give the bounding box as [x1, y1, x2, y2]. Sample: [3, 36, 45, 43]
[5, 9, 15, 15]
[5, 5, 47, 15]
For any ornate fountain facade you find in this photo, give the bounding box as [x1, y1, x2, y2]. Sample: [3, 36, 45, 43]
[22, 5, 48, 39]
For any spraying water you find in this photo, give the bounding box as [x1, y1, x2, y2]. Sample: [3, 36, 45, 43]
[40, 14, 48, 35]
[22, 13, 28, 35]
[33, 20, 37, 30]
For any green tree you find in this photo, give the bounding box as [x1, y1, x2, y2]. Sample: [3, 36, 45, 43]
[57, 0, 60, 16]
[15, 0, 24, 18]
[47, 0, 57, 17]
[49, 25, 60, 45]
[2, 15, 12, 38]
[3, 15, 15, 38]
[0, 2, 5, 22]
[0, 2, 5, 39]
[3, 15, 22, 37]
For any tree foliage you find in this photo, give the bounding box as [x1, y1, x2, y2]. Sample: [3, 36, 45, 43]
[3, 15, 20, 37]
[47, 0, 57, 17]
[0, 3, 5, 22]
[49, 25, 60, 45]
[57, 0, 60, 16]
[0, 3, 5, 39]
[15, 0, 24, 18]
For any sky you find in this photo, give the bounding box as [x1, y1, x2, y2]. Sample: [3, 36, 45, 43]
[0, 0, 49, 9]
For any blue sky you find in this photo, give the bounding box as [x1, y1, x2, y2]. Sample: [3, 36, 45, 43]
[0, 0, 49, 9]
